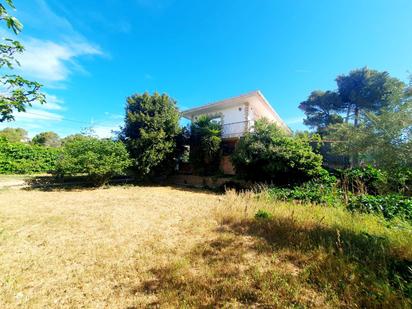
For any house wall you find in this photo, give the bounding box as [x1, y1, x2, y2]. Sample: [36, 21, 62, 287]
[220, 104, 247, 124]
[192, 104, 247, 125]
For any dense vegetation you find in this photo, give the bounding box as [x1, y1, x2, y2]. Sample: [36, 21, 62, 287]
[231, 119, 324, 184]
[189, 115, 222, 175]
[0, 127, 28, 142]
[120, 92, 181, 178]
[55, 137, 131, 185]
[0, 137, 60, 174]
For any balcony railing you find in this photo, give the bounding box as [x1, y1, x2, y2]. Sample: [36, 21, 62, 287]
[221, 120, 254, 138]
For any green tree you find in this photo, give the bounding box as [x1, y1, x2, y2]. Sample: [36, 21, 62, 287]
[55, 137, 131, 186]
[120, 92, 180, 177]
[231, 119, 324, 184]
[0, 127, 27, 142]
[299, 68, 405, 131]
[189, 115, 222, 175]
[0, 0, 45, 121]
[327, 85, 412, 191]
[298, 90, 343, 132]
[336, 67, 404, 126]
[32, 131, 61, 147]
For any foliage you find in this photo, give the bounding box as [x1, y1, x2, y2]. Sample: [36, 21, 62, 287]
[299, 67, 405, 132]
[336, 67, 405, 126]
[61, 133, 91, 145]
[327, 95, 412, 174]
[120, 92, 180, 178]
[189, 115, 222, 175]
[298, 90, 343, 132]
[0, 127, 27, 142]
[389, 168, 412, 196]
[231, 119, 324, 184]
[0, 0, 45, 121]
[55, 137, 131, 185]
[267, 180, 342, 206]
[32, 131, 61, 147]
[348, 194, 412, 222]
[339, 165, 388, 195]
[0, 137, 59, 174]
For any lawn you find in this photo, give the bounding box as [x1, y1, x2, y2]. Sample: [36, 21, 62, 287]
[0, 185, 411, 308]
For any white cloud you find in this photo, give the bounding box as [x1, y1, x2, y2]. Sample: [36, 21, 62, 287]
[92, 126, 118, 139]
[90, 113, 124, 138]
[16, 38, 102, 84]
[14, 109, 63, 122]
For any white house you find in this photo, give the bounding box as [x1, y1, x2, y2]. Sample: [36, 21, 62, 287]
[181, 90, 291, 138]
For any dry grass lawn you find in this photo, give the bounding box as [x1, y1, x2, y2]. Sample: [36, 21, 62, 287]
[0, 185, 411, 308]
[0, 186, 220, 308]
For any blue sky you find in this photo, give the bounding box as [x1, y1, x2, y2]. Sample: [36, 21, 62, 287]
[1, 0, 411, 137]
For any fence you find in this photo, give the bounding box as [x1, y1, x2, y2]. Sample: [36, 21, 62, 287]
[221, 120, 254, 138]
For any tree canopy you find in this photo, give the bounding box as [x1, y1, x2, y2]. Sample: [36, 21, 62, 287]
[299, 67, 405, 132]
[0, 127, 27, 142]
[32, 131, 61, 147]
[298, 90, 343, 131]
[120, 92, 180, 177]
[0, 0, 45, 122]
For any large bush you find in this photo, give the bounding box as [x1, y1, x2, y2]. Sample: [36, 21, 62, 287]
[231, 119, 324, 184]
[120, 92, 180, 178]
[0, 137, 59, 174]
[55, 137, 131, 185]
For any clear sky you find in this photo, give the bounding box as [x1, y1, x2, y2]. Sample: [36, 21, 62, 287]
[1, 0, 411, 137]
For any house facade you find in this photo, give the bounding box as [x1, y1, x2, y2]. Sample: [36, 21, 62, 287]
[182, 90, 291, 138]
[182, 91, 291, 174]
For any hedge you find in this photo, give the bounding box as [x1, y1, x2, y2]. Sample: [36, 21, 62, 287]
[0, 138, 60, 174]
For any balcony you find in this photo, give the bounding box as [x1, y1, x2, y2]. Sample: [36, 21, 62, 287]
[221, 120, 254, 139]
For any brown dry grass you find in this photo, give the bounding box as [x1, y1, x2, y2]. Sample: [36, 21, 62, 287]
[0, 186, 411, 308]
[0, 186, 220, 308]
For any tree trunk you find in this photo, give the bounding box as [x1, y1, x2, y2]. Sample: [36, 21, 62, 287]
[345, 104, 351, 123]
[354, 106, 359, 127]
[352, 105, 360, 167]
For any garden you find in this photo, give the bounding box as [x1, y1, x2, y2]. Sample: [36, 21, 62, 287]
[0, 73, 411, 307]
[0, 0, 411, 306]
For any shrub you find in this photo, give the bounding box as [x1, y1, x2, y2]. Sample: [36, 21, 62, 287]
[340, 165, 387, 195]
[348, 194, 412, 222]
[231, 119, 324, 184]
[0, 137, 60, 174]
[388, 168, 412, 196]
[267, 181, 342, 206]
[55, 137, 131, 185]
